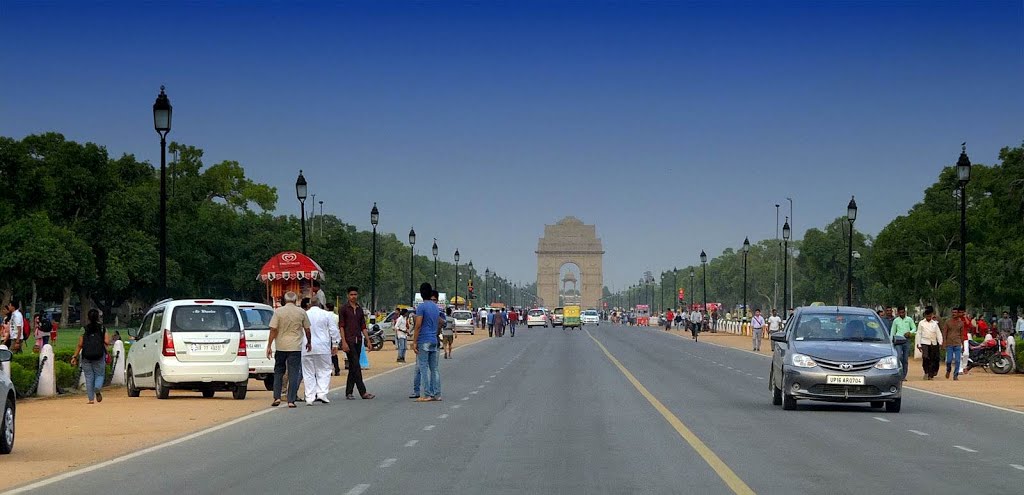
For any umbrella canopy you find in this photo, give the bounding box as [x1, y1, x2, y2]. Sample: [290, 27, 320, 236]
[258, 251, 325, 282]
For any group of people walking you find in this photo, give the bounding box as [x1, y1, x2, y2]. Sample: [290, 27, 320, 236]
[903, 305, 1019, 381]
[477, 307, 518, 338]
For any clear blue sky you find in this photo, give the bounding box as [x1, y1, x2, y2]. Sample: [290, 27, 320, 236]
[2, 0, 1022, 291]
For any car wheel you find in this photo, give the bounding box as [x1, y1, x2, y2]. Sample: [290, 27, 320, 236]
[471, 329, 475, 335]
[885, 398, 901, 413]
[263, 376, 274, 391]
[771, 379, 782, 406]
[126, 366, 141, 397]
[232, 382, 248, 400]
[0, 397, 14, 455]
[202, 389, 215, 398]
[870, 401, 884, 409]
[782, 392, 797, 410]
[154, 368, 170, 400]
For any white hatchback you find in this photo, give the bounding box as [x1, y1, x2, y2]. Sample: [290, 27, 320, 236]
[581, 310, 600, 325]
[230, 302, 275, 390]
[451, 310, 475, 334]
[526, 309, 549, 328]
[126, 299, 249, 400]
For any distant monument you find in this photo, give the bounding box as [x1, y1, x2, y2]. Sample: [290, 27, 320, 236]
[536, 216, 604, 309]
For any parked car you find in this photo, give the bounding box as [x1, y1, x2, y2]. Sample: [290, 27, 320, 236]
[769, 306, 904, 412]
[451, 310, 475, 334]
[126, 299, 249, 400]
[0, 349, 14, 454]
[551, 307, 564, 326]
[227, 301, 275, 391]
[581, 309, 600, 325]
[526, 309, 549, 328]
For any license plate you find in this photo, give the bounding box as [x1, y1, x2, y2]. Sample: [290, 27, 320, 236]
[189, 344, 224, 352]
[246, 342, 264, 350]
[826, 375, 865, 385]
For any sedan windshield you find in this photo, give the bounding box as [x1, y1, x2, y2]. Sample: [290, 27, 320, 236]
[792, 313, 888, 342]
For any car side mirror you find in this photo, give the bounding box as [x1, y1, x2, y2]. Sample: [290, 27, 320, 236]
[770, 332, 787, 343]
[893, 335, 908, 345]
[0, 349, 11, 362]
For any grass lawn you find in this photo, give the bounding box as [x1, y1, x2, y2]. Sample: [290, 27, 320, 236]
[50, 327, 133, 353]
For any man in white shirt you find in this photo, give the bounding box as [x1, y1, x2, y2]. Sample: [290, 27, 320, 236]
[310, 281, 327, 309]
[302, 298, 341, 404]
[478, 308, 488, 330]
[6, 302, 24, 353]
[326, 303, 341, 376]
[768, 309, 783, 333]
[750, 309, 766, 352]
[689, 309, 702, 340]
[395, 308, 410, 363]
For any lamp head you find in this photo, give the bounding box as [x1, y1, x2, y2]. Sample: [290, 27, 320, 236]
[370, 203, 379, 226]
[295, 170, 308, 201]
[847, 196, 858, 222]
[153, 85, 172, 136]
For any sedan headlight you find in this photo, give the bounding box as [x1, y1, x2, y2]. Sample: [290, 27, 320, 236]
[791, 353, 817, 368]
[875, 356, 899, 370]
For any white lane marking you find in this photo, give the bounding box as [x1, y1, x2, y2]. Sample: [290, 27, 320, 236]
[954, 445, 977, 453]
[756, 377, 765, 380]
[346, 484, 371, 495]
[424, 425, 435, 431]
[470, 391, 479, 395]
[405, 440, 418, 447]
[379, 458, 398, 468]
[489, 375, 496, 378]
[908, 430, 929, 436]
[438, 414, 449, 419]
[451, 404, 461, 409]
[1010, 464, 1024, 471]
[485, 380, 491, 383]
[477, 385, 485, 389]
[872, 417, 890, 423]
[726, 366, 734, 370]
[461, 397, 470, 401]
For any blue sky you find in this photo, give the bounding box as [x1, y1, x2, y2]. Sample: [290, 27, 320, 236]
[2, 0, 1022, 291]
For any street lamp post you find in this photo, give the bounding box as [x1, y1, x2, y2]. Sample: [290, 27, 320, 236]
[689, 269, 695, 312]
[782, 219, 791, 319]
[408, 228, 416, 306]
[742, 237, 750, 322]
[700, 250, 708, 314]
[454, 249, 460, 309]
[295, 171, 308, 255]
[661, 272, 666, 314]
[957, 144, 972, 310]
[319, 200, 324, 237]
[673, 268, 678, 311]
[152, 86, 172, 298]
[485, 268, 491, 306]
[432, 239, 439, 289]
[370, 203, 379, 313]
[846, 196, 858, 306]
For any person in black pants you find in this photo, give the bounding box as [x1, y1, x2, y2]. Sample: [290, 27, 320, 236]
[339, 287, 375, 400]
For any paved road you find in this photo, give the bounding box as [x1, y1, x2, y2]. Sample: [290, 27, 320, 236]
[14, 323, 1024, 494]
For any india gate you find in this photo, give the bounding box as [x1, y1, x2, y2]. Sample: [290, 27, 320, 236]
[536, 216, 604, 309]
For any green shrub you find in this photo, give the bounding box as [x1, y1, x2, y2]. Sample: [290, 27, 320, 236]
[11, 353, 40, 370]
[1016, 346, 1024, 372]
[54, 360, 79, 390]
[9, 362, 35, 397]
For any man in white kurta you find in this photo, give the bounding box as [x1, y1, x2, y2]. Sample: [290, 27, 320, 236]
[303, 302, 341, 404]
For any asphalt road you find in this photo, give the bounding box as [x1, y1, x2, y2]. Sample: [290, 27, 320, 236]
[13, 323, 1024, 495]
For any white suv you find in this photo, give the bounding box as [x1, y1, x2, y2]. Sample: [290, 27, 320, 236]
[126, 299, 249, 400]
[581, 309, 600, 325]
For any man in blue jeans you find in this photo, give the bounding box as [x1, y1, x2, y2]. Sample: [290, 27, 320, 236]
[411, 283, 442, 401]
[942, 307, 966, 381]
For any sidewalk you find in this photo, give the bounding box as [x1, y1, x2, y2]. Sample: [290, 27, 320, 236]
[667, 328, 1024, 413]
[2, 331, 490, 491]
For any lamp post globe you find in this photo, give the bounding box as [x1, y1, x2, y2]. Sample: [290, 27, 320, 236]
[153, 86, 172, 298]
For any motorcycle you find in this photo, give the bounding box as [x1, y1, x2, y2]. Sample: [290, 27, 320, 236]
[965, 336, 1014, 374]
[368, 321, 385, 351]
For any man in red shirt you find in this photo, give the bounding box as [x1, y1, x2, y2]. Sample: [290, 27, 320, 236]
[508, 308, 519, 337]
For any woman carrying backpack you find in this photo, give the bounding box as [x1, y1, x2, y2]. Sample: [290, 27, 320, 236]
[71, 309, 109, 404]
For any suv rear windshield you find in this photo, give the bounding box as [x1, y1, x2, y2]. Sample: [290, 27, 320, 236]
[239, 307, 273, 330]
[171, 305, 241, 333]
[792, 313, 887, 342]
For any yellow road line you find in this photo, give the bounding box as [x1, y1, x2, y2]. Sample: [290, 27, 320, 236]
[586, 329, 756, 495]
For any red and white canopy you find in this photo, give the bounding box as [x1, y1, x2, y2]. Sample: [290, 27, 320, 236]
[257, 251, 325, 282]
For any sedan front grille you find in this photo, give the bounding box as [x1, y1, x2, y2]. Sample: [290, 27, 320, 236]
[809, 384, 881, 396]
[813, 357, 878, 372]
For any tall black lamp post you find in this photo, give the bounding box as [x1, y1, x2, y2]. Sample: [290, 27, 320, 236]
[846, 196, 857, 306]
[153, 86, 172, 298]
[700, 250, 708, 313]
[957, 144, 971, 310]
[742, 237, 750, 321]
[295, 171, 308, 254]
[432, 239, 439, 288]
[485, 268, 491, 306]
[661, 272, 666, 313]
[408, 228, 416, 305]
[370, 203, 379, 313]
[689, 268, 695, 311]
[673, 267, 678, 311]
[782, 219, 791, 319]
[454, 249, 460, 309]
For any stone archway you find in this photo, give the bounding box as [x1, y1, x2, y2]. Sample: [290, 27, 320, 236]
[536, 216, 604, 309]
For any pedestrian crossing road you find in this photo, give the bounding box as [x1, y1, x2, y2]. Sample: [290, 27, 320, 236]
[12, 324, 1024, 494]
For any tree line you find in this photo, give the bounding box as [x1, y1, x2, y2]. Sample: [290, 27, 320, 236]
[0, 133, 521, 326]
[611, 140, 1024, 316]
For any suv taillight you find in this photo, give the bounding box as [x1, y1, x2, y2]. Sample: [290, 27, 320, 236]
[238, 334, 247, 357]
[162, 329, 176, 356]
